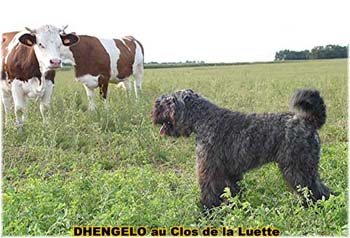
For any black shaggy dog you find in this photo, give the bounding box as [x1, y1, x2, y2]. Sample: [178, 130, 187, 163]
[151, 89, 333, 209]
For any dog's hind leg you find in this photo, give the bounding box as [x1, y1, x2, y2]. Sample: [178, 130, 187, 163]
[311, 175, 333, 200]
[225, 174, 243, 197]
[279, 154, 332, 203]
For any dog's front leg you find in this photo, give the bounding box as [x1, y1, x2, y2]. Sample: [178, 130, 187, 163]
[197, 161, 228, 209]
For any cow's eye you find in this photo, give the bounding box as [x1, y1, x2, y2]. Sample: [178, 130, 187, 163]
[38, 43, 45, 49]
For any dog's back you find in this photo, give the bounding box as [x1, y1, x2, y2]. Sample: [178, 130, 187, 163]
[214, 89, 326, 171]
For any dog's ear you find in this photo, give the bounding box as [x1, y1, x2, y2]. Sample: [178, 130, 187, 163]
[151, 94, 177, 125]
[165, 96, 176, 105]
[161, 96, 177, 125]
[155, 95, 167, 106]
[154, 94, 174, 108]
[182, 89, 197, 103]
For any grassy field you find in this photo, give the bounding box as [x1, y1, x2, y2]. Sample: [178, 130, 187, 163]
[2, 59, 348, 236]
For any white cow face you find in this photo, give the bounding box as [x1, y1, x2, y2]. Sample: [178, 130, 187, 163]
[18, 25, 79, 72]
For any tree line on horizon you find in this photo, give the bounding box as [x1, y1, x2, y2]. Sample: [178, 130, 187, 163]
[143, 44, 347, 68]
[275, 44, 348, 61]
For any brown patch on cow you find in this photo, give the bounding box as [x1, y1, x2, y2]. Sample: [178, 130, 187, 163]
[114, 37, 136, 79]
[6, 44, 41, 81]
[5, 34, 42, 82]
[2, 32, 19, 79]
[69, 35, 111, 99]
[69, 35, 111, 79]
[2, 31, 18, 45]
[2, 31, 54, 83]
[45, 70, 56, 84]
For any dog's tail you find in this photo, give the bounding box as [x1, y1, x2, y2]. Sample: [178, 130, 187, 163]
[290, 89, 326, 129]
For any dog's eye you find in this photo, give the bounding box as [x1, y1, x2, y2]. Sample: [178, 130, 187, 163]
[184, 95, 191, 102]
[38, 43, 45, 49]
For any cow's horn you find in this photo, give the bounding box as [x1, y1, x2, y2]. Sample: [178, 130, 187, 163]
[60, 25, 68, 33]
[25, 27, 36, 34]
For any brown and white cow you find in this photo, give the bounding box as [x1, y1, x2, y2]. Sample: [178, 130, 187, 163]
[1, 25, 79, 128]
[60, 34, 144, 110]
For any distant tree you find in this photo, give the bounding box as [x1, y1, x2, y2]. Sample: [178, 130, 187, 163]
[275, 49, 309, 61]
[310, 45, 347, 59]
[276, 45, 347, 61]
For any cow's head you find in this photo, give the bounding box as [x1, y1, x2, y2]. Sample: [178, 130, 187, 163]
[18, 25, 79, 72]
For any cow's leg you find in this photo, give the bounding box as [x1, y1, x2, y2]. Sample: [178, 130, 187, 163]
[99, 83, 108, 100]
[39, 80, 54, 123]
[122, 78, 132, 98]
[98, 75, 110, 110]
[133, 64, 143, 101]
[99, 83, 109, 110]
[11, 80, 26, 129]
[1, 80, 12, 125]
[83, 85, 96, 111]
[2, 93, 12, 125]
[22, 96, 29, 122]
[76, 75, 99, 111]
[133, 75, 142, 100]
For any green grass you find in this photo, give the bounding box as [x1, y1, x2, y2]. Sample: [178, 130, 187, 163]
[2, 59, 348, 236]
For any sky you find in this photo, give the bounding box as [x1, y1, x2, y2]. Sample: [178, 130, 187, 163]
[1, 0, 349, 63]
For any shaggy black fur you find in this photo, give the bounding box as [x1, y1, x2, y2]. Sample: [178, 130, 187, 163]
[151, 89, 333, 209]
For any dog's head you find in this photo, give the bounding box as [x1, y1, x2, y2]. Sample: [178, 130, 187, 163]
[151, 89, 198, 137]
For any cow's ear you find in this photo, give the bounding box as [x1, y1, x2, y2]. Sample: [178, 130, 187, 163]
[18, 33, 36, 47]
[60, 33, 79, 46]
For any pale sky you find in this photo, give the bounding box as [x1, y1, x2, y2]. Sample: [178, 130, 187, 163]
[1, 0, 348, 63]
